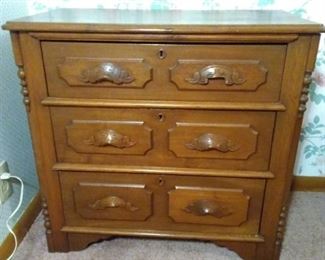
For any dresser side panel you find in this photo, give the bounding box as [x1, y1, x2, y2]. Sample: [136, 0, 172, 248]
[256, 35, 317, 260]
[18, 33, 68, 252]
[275, 34, 320, 260]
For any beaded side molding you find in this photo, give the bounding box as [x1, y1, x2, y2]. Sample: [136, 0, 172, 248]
[298, 71, 312, 117]
[275, 205, 287, 248]
[17, 65, 30, 111]
[41, 196, 52, 235]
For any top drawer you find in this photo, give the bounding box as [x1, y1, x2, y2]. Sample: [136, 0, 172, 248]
[42, 42, 286, 102]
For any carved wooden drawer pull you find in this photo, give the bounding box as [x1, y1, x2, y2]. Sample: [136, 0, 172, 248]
[81, 62, 134, 84]
[185, 133, 239, 152]
[89, 196, 139, 211]
[84, 129, 136, 148]
[186, 65, 245, 85]
[183, 200, 233, 218]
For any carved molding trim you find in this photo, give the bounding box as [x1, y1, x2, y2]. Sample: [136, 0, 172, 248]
[42, 97, 286, 111]
[17, 65, 30, 112]
[41, 196, 52, 235]
[275, 205, 287, 248]
[298, 71, 312, 117]
[29, 32, 299, 43]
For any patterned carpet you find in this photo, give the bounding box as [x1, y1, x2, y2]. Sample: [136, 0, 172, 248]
[13, 192, 325, 260]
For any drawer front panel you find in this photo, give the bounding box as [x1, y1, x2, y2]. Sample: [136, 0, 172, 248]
[42, 42, 286, 102]
[60, 171, 265, 235]
[51, 107, 275, 171]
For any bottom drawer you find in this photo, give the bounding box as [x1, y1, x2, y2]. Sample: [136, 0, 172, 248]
[60, 171, 265, 236]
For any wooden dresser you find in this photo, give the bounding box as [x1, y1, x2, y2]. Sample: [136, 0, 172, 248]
[3, 9, 324, 260]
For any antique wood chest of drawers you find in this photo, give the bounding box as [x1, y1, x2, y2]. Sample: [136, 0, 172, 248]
[3, 9, 324, 260]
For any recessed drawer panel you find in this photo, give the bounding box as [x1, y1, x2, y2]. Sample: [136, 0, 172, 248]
[169, 187, 250, 226]
[170, 59, 267, 91]
[72, 182, 152, 221]
[65, 120, 152, 155]
[169, 123, 258, 159]
[51, 107, 275, 171]
[57, 57, 152, 88]
[42, 42, 286, 102]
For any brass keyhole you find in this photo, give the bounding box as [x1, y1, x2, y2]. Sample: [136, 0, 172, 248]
[157, 112, 165, 122]
[158, 49, 167, 59]
[158, 177, 165, 186]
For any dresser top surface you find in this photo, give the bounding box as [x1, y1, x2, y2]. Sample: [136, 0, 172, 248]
[3, 8, 324, 34]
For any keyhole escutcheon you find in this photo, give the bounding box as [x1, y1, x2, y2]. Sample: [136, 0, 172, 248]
[158, 177, 165, 186]
[157, 112, 165, 122]
[158, 48, 167, 59]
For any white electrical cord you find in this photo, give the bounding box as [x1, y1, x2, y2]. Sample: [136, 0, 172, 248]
[0, 173, 24, 260]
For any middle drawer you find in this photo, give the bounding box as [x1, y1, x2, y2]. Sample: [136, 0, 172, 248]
[51, 107, 275, 171]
